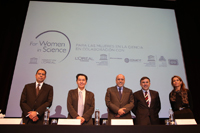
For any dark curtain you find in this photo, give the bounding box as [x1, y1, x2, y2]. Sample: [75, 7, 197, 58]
[175, 0, 200, 124]
[0, 1, 29, 113]
[0, 0, 200, 123]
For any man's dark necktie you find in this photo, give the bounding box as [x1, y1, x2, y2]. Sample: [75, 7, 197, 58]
[119, 87, 122, 99]
[36, 83, 40, 96]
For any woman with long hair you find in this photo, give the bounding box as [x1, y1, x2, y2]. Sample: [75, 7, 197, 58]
[169, 75, 194, 119]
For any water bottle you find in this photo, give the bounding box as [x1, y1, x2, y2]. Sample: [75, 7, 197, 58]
[43, 107, 50, 125]
[95, 108, 100, 125]
[169, 108, 175, 125]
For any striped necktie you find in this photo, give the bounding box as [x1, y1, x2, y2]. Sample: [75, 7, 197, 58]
[145, 91, 149, 107]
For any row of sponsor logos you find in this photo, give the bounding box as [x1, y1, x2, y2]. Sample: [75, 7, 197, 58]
[29, 54, 178, 66]
[74, 55, 178, 66]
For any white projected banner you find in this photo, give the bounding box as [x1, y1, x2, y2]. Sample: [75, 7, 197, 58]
[6, 1, 187, 118]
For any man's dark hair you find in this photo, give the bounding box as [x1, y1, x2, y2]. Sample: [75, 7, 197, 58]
[36, 68, 47, 75]
[140, 76, 150, 83]
[76, 73, 88, 81]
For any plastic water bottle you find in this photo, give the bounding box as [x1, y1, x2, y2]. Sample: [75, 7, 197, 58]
[43, 107, 50, 125]
[95, 108, 100, 125]
[169, 108, 175, 125]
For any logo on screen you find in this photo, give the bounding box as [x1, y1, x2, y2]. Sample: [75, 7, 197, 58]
[96, 54, 108, 66]
[159, 56, 166, 61]
[29, 30, 71, 64]
[100, 54, 108, 60]
[144, 55, 156, 67]
[168, 59, 178, 65]
[124, 58, 141, 63]
[29, 57, 38, 64]
[158, 56, 167, 67]
[148, 55, 155, 61]
[75, 56, 94, 62]
[124, 58, 129, 63]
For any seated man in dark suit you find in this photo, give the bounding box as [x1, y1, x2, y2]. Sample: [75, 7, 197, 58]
[105, 74, 134, 125]
[20, 68, 53, 124]
[67, 74, 95, 125]
[132, 76, 161, 125]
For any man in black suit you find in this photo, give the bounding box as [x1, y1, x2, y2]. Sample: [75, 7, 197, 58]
[132, 76, 161, 125]
[20, 68, 53, 124]
[67, 74, 94, 125]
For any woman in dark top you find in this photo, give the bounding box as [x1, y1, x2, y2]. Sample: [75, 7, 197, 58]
[169, 75, 194, 119]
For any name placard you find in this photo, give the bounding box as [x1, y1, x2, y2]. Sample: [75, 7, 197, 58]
[175, 119, 197, 125]
[0, 118, 22, 124]
[58, 119, 81, 125]
[111, 119, 134, 125]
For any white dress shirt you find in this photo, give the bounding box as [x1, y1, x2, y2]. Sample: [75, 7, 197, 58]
[36, 82, 43, 90]
[78, 88, 86, 106]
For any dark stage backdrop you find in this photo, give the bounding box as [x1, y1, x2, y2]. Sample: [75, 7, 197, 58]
[1, 0, 200, 123]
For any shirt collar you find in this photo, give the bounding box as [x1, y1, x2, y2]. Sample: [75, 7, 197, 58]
[117, 86, 123, 91]
[142, 89, 149, 93]
[36, 81, 43, 88]
[78, 88, 85, 92]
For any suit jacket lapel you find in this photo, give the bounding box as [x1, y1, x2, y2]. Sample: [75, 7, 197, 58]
[83, 90, 88, 113]
[31, 83, 37, 98]
[75, 88, 78, 112]
[114, 86, 121, 101]
[121, 87, 126, 101]
[75, 88, 78, 99]
[149, 90, 154, 108]
[32, 83, 37, 110]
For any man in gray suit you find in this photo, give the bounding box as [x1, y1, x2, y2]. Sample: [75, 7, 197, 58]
[105, 74, 134, 125]
[67, 74, 94, 125]
[132, 76, 161, 125]
[20, 68, 53, 124]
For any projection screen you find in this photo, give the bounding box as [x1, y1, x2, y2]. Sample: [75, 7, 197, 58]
[6, 1, 187, 118]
